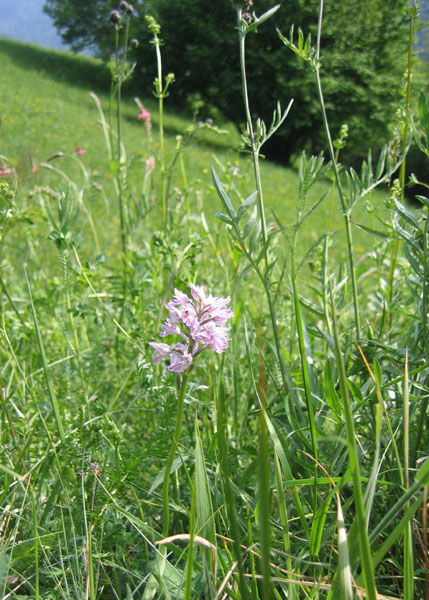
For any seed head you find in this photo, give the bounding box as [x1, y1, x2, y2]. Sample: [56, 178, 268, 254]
[110, 9, 122, 24]
[120, 1, 134, 15]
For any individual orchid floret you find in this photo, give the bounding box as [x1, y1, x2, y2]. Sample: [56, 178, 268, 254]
[150, 284, 233, 372]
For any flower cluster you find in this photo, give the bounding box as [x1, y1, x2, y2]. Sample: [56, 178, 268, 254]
[138, 107, 151, 134]
[0, 167, 12, 178]
[150, 284, 233, 372]
[135, 97, 152, 134]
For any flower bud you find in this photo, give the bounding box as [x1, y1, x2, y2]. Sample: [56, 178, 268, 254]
[130, 38, 139, 48]
[145, 15, 161, 35]
[110, 9, 122, 24]
[120, 1, 134, 15]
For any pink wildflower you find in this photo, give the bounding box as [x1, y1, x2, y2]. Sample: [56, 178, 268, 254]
[138, 107, 152, 134]
[145, 156, 155, 173]
[149, 284, 233, 373]
[32, 165, 38, 173]
[76, 147, 86, 155]
[138, 108, 151, 122]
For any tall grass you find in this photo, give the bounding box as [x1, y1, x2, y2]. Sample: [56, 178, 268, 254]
[1, 2, 428, 599]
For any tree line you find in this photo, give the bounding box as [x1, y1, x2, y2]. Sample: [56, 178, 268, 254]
[44, 0, 413, 165]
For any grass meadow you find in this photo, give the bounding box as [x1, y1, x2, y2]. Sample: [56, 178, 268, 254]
[0, 3, 428, 599]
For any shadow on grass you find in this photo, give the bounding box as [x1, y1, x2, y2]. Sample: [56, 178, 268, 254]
[0, 36, 110, 94]
[0, 36, 240, 153]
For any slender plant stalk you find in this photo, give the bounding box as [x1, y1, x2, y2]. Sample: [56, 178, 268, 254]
[291, 253, 318, 510]
[147, 19, 168, 230]
[162, 372, 189, 538]
[83, 469, 97, 600]
[25, 266, 66, 445]
[236, 6, 290, 397]
[113, 24, 128, 267]
[329, 282, 377, 600]
[237, 7, 268, 256]
[274, 452, 295, 599]
[0, 273, 27, 328]
[403, 349, 414, 600]
[32, 492, 40, 600]
[156, 41, 167, 229]
[399, 3, 416, 202]
[423, 206, 429, 364]
[184, 472, 196, 600]
[256, 323, 272, 597]
[216, 371, 250, 600]
[315, 0, 360, 338]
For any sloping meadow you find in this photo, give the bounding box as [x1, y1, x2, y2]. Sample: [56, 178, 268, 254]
[0, 4, 428, 599]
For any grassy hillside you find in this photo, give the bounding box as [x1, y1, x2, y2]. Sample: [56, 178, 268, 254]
[0, 37, 386, 261]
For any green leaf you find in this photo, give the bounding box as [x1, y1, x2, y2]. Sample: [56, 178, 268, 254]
[416, 457, 429, 483]
[211, 166, 235, 219]
[309, 494, 333, 556]
[215, 212, 233, 225]
[194, 418, 216, 546]
[353, 221, 391, 239]
[394, 198, 422, 233]
[245, 5, 280, 34]
[323, 361, 342, 422]
[242, 206, 258, 239]
[337, 502, 354, 600]
[236, 190, 258, 222]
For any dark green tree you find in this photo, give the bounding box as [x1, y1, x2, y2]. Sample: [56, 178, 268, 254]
[44, 0, 411, 163]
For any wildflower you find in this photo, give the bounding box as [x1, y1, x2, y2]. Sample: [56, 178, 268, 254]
[32, 165, 38, 173]
[149, 284, 233, 373]
[145, 156, 155, 173]
[138, 107, 152, 134]
[76, 147, 86, 155]
[138, 108, 151, 122]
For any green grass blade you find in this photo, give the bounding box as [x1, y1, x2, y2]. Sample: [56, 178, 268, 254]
[291, 267, 318, 517]
[403, 350, 414, 600]
[329, 282, 377, 600]
[273, 451, 296, 599]
[309, 494, 332, 556]
[194, 416, 217, 597]
[337, 500, 354, 600]
[371, 492, 423, 570]
[24, 266, 66, 445]
[216, 364, 250, 600]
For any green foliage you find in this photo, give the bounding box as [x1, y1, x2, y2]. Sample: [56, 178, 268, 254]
[142, 0, 410, 164]
[43, 0, 411, 163]
[1, 8, 429, 600]
[43, 0, 124, 55]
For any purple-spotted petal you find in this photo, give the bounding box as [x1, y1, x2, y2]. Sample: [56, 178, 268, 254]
[149, 342, 173, 363]
[168, 351, 193, 372]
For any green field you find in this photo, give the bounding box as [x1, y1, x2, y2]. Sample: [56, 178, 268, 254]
[0, 30, 428, 600]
